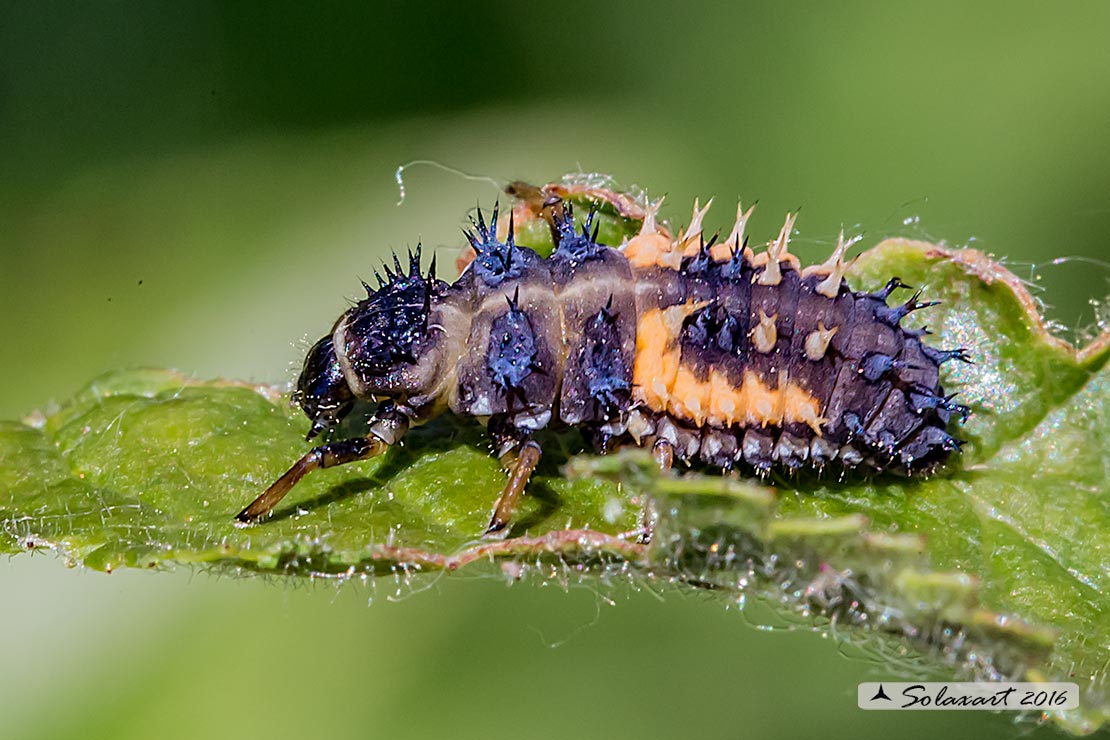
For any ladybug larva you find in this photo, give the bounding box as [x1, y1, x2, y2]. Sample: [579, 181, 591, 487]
[236, 186, 969, 534]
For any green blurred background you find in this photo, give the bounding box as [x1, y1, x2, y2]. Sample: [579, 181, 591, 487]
[2, 2, 1107, 738]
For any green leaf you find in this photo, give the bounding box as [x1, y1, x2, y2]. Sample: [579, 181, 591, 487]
[0, 210, 1106, 732]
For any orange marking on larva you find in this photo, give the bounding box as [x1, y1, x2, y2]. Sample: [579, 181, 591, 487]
[773, 369, 790, 426]
[635, 301, 825, 433]
[623, 198, 683, 269]
[737, 370, 824, 432]
[669, 365, 710, 425]
[633, 301, 704, 410]
[707, 370, 741, 426]
[624, 231, 681, 269]
[684, 238, 740, 263]
[751, 251, 802, 269]
[741, 370, 780, 427]
[709, 242, 734, 262]
[632, 308, 679, 409]
[783, 382, 826, 435]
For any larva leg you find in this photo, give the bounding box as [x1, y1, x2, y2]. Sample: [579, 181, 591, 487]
[652, 438, 674, 472]
[485, 440, 543, 536]
[235, 404, 409, 524]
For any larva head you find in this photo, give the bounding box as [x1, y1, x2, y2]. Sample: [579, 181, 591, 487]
[293, 335, 355, 440]
[331, 246, 450, 407]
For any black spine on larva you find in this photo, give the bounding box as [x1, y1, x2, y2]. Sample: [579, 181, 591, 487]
[818, 278, 967, 472]
[337, 245, 447, 406]
[550, 202, 605, 264]
[579, 300, 632, 417]
[487, 289, 540, 396]
[464, 202, 529, 286]
[344, 247, 434, 371]
[679, 236, 750, 380]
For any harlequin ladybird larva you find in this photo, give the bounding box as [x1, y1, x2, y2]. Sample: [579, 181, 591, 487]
[235, 183, 970, 535]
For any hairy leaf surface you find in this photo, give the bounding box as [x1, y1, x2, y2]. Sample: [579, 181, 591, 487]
[1, 223, 1106, 733]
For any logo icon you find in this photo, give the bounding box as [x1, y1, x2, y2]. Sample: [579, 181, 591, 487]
[870, 684, 892, 702]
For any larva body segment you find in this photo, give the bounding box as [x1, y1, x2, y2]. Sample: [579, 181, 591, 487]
[236, 184, 968, 532]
